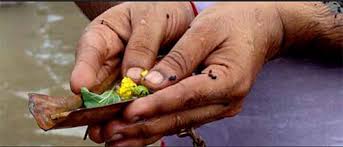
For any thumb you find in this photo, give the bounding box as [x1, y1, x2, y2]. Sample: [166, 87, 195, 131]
[70, 4, 130, 94]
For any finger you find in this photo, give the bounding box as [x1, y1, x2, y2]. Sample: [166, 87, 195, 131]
[102, 120, 128, 142]
[142, 18, 227, 90]
[88, 124, 105, 144]
[122, 6, 166, 83]
[94, 57, 121, 84]
[70, 4, 131, 94]
[70, 24, 123, 94]
[102, 119, 162, 146]
[117, 104, 229, 139]
[105, 135, 161, 147]
[75, 2, 122, 20]
[124, 64, 232, 122]
[88, 120, 128, 144]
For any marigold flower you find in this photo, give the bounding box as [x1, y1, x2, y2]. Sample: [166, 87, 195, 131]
[117, 77, 137, 100]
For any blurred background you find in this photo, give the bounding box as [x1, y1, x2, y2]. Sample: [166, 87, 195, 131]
[0, 2, 98, 146]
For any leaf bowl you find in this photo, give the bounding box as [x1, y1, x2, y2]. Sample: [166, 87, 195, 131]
[28, 71, 133, 131]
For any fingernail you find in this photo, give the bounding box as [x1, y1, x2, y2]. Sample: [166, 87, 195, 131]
[145, 71, 164, 84]
[108, 134, 123, 142]
[126, 67, 143, 80]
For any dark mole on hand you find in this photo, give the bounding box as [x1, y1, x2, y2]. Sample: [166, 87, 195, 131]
[166, 14, 170, 19]
[168, 75, 177, 81]
[101, 20, 104, 24]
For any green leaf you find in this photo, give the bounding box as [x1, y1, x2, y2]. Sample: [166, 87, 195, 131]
[81, 87, 103, 108]
[99, 90, 120, 104]
[81, 87, 120, 108]
[133, 85, 149, 97]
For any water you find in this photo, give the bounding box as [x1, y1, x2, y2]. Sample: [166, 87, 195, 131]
[0, 2, 100, 146]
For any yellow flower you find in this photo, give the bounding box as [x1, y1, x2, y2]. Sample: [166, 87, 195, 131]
[117, 77, 137, 100]
[140, 69, 148, 78]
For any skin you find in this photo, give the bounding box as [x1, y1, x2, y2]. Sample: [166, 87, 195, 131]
[71, 2, 343, 146]
[75, 2, 122, 20]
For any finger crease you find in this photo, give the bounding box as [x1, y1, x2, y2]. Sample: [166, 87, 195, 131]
[129, 45, 156, 57]
[173, 50, 190, 72]
[164, 51, 187, 75]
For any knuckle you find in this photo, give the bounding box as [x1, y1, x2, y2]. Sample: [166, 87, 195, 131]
[212, 65, 252, 101]
[231, 78, 252, 99]
[127, 43, 156, 57]
[179, 85, 207, 109]
[169, 114, 186, 134]
[192, 15, 224, 34]
[135, 123, 153, 139]
[224, 107, 242, 117]
[77, 30, 109, 58]
[223, 99, 244, 117]
[92, 10, 131, 42]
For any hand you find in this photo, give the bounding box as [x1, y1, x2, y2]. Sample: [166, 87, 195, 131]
[90, 2, 283, 146]
[88, 2, 342, 146]
[70, 2, 196, 94]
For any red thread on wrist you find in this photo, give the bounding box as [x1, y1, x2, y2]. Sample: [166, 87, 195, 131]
[189, 1, 198, 16]
[160, 138, 166, 147]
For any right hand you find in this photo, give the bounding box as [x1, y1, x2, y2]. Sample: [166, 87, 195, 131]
[69, 2, 195, 144]
[70, 2, 196, 94]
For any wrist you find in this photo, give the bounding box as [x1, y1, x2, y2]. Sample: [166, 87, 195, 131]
[275, 2, 342, 51]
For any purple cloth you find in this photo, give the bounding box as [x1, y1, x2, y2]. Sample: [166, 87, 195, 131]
[164, 57, 343, 146]
[194, 2, 216, 12]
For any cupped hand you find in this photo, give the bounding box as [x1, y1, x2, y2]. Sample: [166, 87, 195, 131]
[90, 2, 285, 146]
[85, 2, 342, 146]
[70, 2, 195, 94]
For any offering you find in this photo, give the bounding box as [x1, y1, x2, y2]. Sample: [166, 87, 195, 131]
[81, 77, 149, 108]
[28, 71, 137, 131]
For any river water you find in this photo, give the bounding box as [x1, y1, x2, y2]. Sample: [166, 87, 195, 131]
[0, 2, 100, 146]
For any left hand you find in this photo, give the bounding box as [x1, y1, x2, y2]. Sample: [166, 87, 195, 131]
[88, 2, 342, 146]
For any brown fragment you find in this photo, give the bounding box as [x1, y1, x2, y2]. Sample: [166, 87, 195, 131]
[168, 75, 177, 81]
[50, 111, 71, 120]
[208, 71, 217, 80]
[210, 75, 217, 80]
